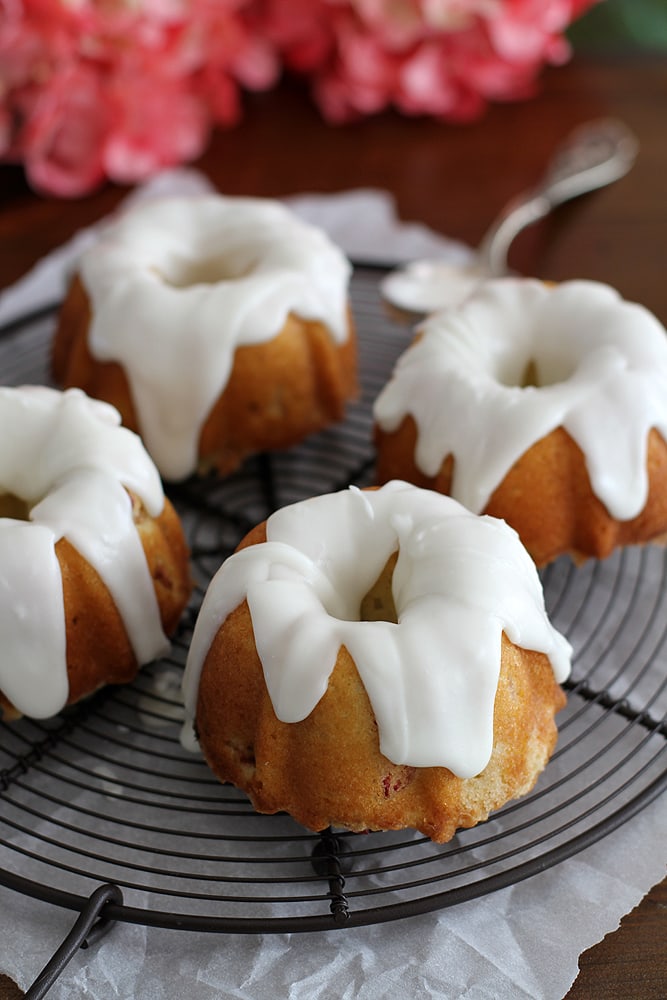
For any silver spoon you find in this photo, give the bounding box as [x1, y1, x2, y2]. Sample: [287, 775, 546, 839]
[381, 117, 639, 315]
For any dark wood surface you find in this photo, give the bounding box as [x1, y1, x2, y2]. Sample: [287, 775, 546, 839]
[0, 53, 665, 999]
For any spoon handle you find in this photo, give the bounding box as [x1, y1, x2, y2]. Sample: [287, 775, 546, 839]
[476, 118, 639, 277]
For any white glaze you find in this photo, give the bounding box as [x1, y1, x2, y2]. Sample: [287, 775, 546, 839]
[79, 194, 352, 480]
[183, 481, 571, 778]
[0, 386, 168, 718]
[374, 278, 667, 519]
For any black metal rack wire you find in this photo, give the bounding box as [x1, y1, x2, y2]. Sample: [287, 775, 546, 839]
[0, 266, 665, 951]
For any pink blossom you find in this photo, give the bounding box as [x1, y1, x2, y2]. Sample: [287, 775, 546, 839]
[0, 0, 279, 197]
[0, 0, 600, 197]
[18, 65, 110, 197]
[103, 70, 211, 185]
[260, 0, 600, 123]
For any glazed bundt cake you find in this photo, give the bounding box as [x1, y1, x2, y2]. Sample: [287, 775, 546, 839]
[0, 386, 191, 720]
[52, 193, 358, 481]
[182, 481, 571, 843]
[374, 278, 667, 566]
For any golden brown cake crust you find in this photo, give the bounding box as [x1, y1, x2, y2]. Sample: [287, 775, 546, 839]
[0, 493, 191, 719]
[195, 522, 566, 843]
[53, 276, 358, 478]
[375, 416, 667, 567]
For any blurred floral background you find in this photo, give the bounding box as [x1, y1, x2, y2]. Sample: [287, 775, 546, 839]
[570, 0, 667, 50]
[0, 0, 665, 199]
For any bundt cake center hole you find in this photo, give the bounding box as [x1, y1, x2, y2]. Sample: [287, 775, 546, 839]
[496, 356, 576, 389]
[0, 493, 31, 520]
[502, 357, 575, 389]
[520, 358, 540, 387]
[358, 552, 399, 624]
[153, 253, 257, 288]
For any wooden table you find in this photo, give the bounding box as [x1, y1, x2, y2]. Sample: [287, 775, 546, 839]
[0, 53, 665, 999]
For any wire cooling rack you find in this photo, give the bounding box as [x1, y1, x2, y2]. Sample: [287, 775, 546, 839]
[0, 266, 665, 939]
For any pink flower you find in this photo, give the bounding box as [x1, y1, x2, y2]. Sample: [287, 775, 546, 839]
[103, 70, 211, 185]
[17, 65, 110, 198]
[0, 0, 279, 197]
[260, 0, 600, 124]
[0, 0, 601, 197]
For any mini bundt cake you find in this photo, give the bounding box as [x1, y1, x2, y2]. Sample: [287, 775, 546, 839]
[182, 481, 571, 843]
[374, 278, 667, 567]
[0, 386, 191, 720]
[52, 194, 358, 481]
